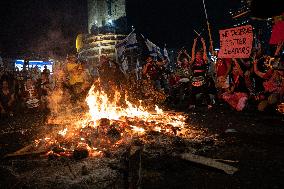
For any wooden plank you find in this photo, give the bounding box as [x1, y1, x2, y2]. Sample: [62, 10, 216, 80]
[4, 144, 48, 158]
[178, 152, 238, 175]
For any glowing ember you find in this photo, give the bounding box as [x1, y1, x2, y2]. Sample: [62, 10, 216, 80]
[58, 128, 68, 137]
[130, 126, 145, 134]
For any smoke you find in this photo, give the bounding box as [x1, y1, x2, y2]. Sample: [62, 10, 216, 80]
[29, 26, 73, 59]
[46, 60, 92, 126]
[28, 6, 81, 59]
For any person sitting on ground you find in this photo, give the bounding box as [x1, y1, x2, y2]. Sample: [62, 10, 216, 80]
[221, 59, 249, 111]
[253, 59, 284, 112]
[215, 58, 231, 98]
[22, 78, 40, 110]
[0, 80, 15, 116]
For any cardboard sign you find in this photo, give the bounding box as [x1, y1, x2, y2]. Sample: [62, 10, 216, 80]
[218, 25, 253, 58]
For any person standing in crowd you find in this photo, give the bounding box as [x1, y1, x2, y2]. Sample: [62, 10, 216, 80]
[31, 66, 41, 82]
[221, 59, 249, 111]
[39, 73, 51, 110]
[156, 57, 170, 94]
[173, 49, 191, 85]
[142, 55, 166, 91]
[0, 80, 15, 116]
[188, 37, 214, 109]
[177, 49, 191, 68]
[167, 49, 192, 109]
[68, 63, 91, 102]
[253, 59, 284, 112]
[42, 65, 50, 77]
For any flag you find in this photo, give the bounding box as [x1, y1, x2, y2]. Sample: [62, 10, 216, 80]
[135, 58, 142, 80]
[163, 46, 170, 62]
[116, 30, 139, 58]
[144, 38, 163, 59]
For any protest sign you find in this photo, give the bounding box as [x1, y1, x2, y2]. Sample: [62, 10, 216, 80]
[218, 25, 253, 58]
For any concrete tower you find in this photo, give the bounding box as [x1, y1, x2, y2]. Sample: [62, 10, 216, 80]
[88, 0, 126, 33]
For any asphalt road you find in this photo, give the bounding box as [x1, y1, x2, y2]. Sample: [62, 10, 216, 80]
[0, 105, 284, 189]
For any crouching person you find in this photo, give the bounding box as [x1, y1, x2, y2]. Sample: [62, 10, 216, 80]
[221, 59, 249, 111]
[0, 80, 15, 116]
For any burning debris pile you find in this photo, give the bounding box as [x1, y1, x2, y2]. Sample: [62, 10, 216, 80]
[3, 83, 231, 189]
[13, 84, 210, 159]
[6, 82, 212, 160]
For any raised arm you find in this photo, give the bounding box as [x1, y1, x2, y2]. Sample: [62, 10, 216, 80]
[253, 59, 266, 78]
[191, 38, 197, 63]
[225, 59, 232, 77]
[183, 50, 190, 60]
[274, 41, 284, 56]
[177, 50, 182, 64]
[142, 64, 149, 75]
[201, 37, 208, 62]
[156, 59, 166, 66]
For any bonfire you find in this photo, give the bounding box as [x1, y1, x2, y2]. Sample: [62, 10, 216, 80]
[12, 82, 193, 159]
[4, 82, 238, 189]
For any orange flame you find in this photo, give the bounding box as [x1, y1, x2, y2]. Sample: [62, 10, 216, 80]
[85, 85, 150, 126]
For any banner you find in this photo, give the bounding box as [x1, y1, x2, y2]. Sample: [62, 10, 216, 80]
[269, 13, 284, 45]
[218, 25, 253, 58]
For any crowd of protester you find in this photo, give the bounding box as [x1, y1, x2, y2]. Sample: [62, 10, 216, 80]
[0, 55, 90, 117]
[142, 37, 284, 113]
[0, 37, 283, 118]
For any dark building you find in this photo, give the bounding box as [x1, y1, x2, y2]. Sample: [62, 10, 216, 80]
[88, 0, 127, 34]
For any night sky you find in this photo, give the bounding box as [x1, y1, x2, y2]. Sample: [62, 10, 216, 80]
[0, 0, 283, 58]
[127, 0, 235, 49]
[0, 0, 88, 58]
